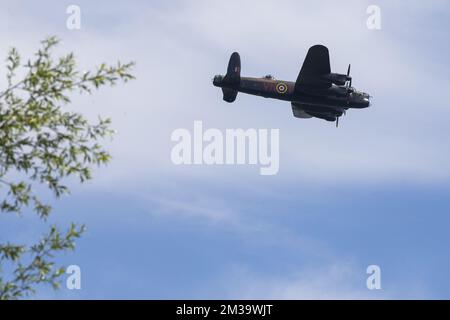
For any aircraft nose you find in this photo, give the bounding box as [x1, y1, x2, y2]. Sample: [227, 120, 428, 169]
[364, 95, 371, 107]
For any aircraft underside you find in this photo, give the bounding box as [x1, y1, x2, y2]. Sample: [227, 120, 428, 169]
[291, 101, 344, 122]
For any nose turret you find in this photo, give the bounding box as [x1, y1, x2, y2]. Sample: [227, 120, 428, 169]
[362, 93, 371, 108]
[349, 91, 371, 108]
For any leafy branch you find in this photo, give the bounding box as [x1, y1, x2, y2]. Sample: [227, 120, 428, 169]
[0, 36, 134, 299]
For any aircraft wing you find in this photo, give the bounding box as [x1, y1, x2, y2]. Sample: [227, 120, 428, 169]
[295, 45, 331, 90]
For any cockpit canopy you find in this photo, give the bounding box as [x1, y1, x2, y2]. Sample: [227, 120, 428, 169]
[263, 74, 275, 80]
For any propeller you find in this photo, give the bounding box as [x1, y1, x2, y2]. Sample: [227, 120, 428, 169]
[338, 65, 353, 126]
[347, 64, 352, 87]
[336, 109, 346, 128]
[346, 64, 352, 105]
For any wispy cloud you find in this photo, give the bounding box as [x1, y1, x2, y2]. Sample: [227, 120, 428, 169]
[218, 261, 428, 299]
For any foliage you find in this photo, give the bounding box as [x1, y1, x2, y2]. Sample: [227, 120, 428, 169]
[0, 37, 134, 299]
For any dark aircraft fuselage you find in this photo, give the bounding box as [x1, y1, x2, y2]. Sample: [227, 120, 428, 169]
[213, 76, 370, 110]
[213, 46, 371, 124]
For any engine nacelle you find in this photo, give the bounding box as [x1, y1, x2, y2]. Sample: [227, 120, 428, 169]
[323, 73, 350, 86]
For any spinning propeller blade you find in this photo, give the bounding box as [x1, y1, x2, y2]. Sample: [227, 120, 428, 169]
[346, 64, 352, 87]
[346, 64, 352, 104]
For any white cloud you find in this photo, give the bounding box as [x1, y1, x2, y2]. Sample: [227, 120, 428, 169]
[3, 0, 448, 187]
[2, 0, 447, 213]
[72, 0, 450, 186]
[218, 261, 427, 299]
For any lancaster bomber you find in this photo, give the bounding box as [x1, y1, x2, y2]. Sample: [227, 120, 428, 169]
[212, 45, 371, 126]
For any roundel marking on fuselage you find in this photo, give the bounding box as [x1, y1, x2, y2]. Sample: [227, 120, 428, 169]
[275, 82, 288, 94]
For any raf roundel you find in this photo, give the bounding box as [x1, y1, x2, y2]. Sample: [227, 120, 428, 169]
[276, 82, 288, 94]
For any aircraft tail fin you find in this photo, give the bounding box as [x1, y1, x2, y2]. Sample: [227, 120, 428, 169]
[223, 52, 241, 85]
[222, 87, 238, 103]
[221, 52, 240, 102]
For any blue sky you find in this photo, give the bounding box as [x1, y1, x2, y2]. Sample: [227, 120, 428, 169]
[1, 0, 450, 299]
